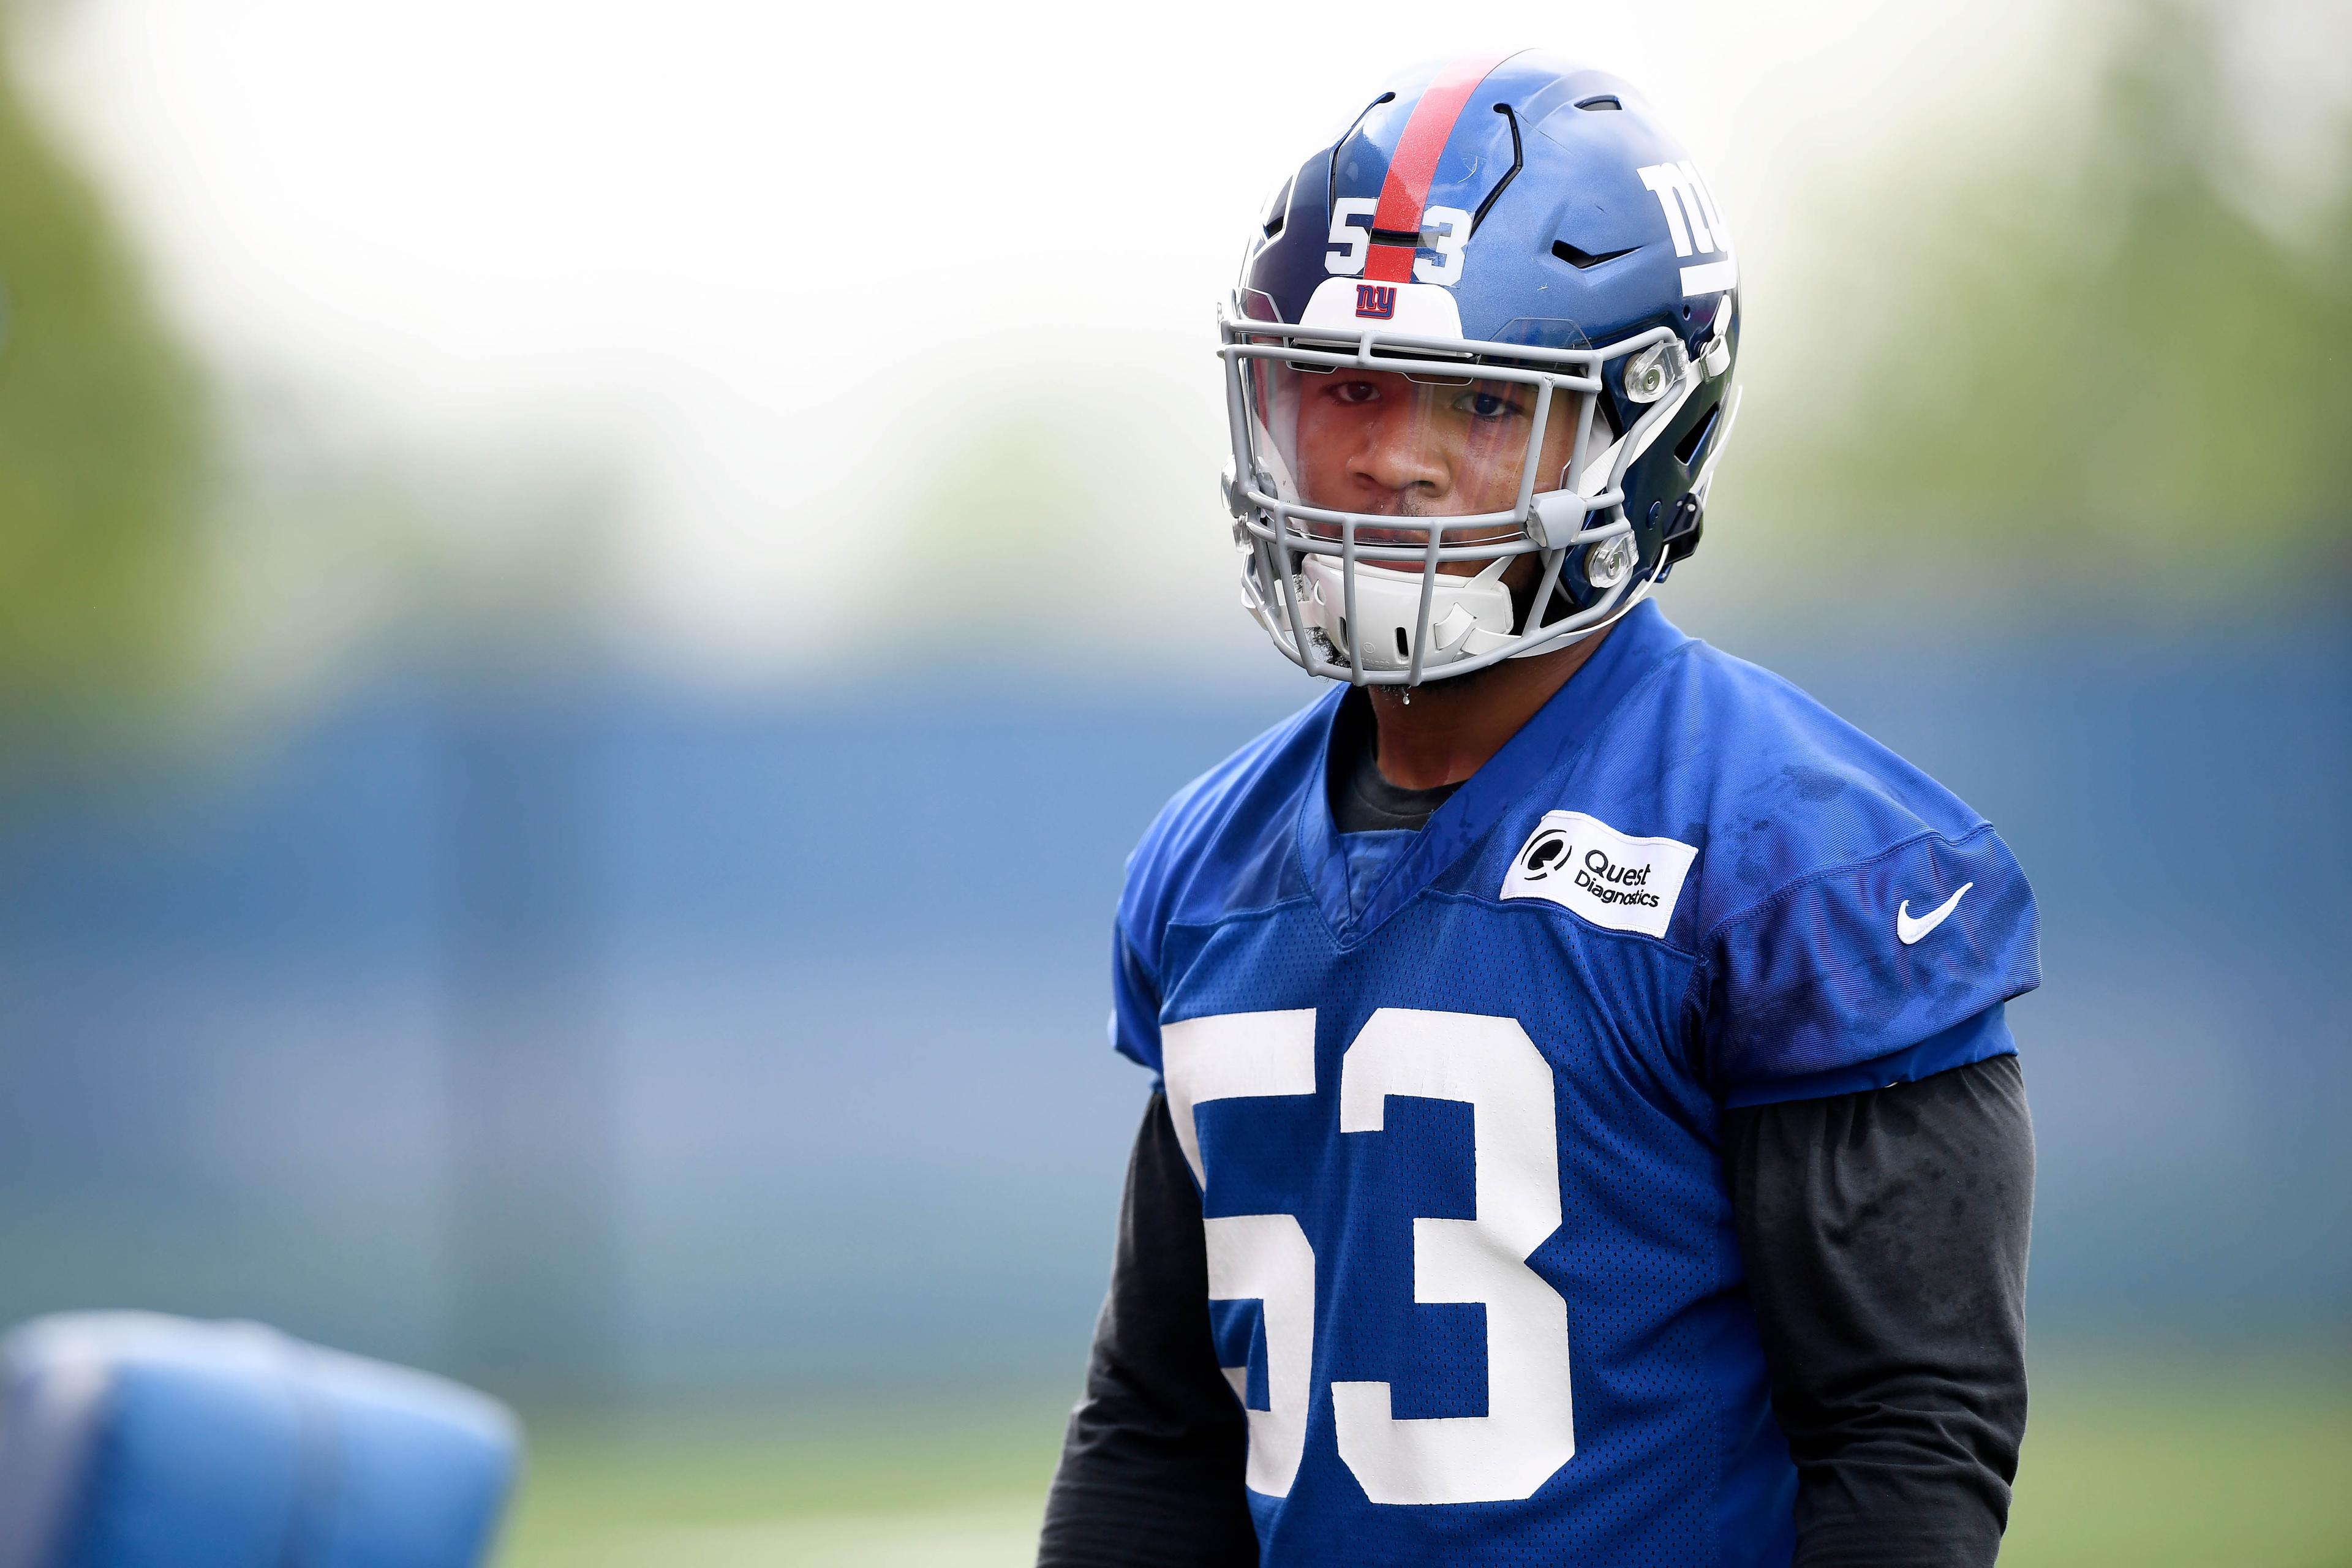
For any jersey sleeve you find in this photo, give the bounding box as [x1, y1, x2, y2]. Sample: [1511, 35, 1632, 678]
[1109, 922, 1166, 1076]
[1109, 794, 1185, 1080]
[1104, 695, 1337, 1082]
[1695, 823, 2041, 1106]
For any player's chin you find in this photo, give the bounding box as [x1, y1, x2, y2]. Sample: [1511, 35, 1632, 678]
[1370, 648, 1513, 701]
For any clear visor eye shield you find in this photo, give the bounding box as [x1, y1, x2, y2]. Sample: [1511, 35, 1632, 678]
[1218, 298, 1699, 686]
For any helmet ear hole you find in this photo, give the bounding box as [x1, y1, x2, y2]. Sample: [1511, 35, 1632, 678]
[1394, 626, 1411, 660]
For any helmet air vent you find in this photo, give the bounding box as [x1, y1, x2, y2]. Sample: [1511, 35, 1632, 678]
[1260, 176, 1292, 238]
[1674, 402, 1722, 467]
[1468, 104, 1526, 235]
[1574, 94, 1622, 111]
[1551, 240, 1637, 271]
[1325, 92, 1396, 209]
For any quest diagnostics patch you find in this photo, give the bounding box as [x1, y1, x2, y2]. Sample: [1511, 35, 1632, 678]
[1500, 810, 1698, 939]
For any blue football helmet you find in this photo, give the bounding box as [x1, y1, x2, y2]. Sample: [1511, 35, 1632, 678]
[1219, 53, 1741, 684]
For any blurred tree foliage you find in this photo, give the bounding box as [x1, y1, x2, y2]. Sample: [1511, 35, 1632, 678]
[1744, 0, 2351, 581]
[0, 19, 204, 719]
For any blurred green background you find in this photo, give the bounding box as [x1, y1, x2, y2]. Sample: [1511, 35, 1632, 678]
[495, 1352, 2352, 1567]
[1, 0, 2346, 1562]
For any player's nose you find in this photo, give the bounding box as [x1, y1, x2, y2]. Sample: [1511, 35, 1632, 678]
[1351, 402, 1450, 500]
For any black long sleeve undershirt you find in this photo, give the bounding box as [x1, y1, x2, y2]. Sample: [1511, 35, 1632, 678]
[1725, 1052, 2035, 1566]
[1038, 1057, 2034, 1567]
[1035, 1091, 1259, 1568]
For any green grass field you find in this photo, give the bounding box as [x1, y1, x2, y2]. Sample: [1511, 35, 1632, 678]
[2000, 1353, 2352, 1568]
[496, 1352, 2352, 1567]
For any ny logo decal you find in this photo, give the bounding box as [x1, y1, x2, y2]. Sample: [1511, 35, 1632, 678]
[1635, 161, 1738, 298]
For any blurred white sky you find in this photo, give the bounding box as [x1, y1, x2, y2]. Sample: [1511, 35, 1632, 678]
[17, 0, 2342, 680]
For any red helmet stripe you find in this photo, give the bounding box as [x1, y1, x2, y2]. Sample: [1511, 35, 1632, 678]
[1364, 53, 1514, 284]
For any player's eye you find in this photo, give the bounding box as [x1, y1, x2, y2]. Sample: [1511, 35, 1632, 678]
[1454, 387, 1526, 421]
[1329, 380, 1382, 405]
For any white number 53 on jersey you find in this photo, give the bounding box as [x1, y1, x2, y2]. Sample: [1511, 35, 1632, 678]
[1160, 1007, 1575, 1505]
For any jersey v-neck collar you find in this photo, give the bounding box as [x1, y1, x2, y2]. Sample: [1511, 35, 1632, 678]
[1296, 600, 1695, 946]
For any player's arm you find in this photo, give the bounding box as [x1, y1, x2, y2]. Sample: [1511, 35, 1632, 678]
[1724, 1046, 2035, 1568]
[1036, 1090, 1258, 1568]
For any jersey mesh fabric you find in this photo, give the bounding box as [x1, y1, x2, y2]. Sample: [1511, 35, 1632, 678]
[1160, 892, 1785, 1567]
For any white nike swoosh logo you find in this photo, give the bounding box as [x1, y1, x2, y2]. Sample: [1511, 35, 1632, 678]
[1897, 882, 1974, 945]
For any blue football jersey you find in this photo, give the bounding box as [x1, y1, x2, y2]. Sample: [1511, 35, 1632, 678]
[1110, 601, 2041, 1567]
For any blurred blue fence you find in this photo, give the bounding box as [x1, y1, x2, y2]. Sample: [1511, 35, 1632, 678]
[2, 611, 2345, 1401]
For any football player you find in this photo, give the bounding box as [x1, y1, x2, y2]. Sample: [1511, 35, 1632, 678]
[1038, 53, 2039, 1568]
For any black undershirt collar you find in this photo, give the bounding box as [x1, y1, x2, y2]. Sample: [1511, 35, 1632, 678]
[1326, 688, 1461, 834]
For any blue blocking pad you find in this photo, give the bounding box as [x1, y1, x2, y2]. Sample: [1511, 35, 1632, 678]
[0, 1313, 520, 1568]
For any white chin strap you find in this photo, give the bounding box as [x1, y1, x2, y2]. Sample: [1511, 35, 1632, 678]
[1295, 554, 1515, 674]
